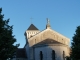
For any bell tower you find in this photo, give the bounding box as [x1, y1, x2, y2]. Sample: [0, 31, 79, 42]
[24, 24, 40, 43]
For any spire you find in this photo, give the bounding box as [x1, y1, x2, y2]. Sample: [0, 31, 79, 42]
[46, 18, 51, 29]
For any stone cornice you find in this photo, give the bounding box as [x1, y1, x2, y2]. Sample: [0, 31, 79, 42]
[32, 43, 69, 48]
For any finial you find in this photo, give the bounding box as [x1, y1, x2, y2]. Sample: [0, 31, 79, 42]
[46, 18, 51, 29]
[47, 18, 50, 24]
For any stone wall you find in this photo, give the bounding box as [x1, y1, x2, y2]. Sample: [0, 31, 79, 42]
[34, 45, 70, 60]
[28, 29, 70, 47]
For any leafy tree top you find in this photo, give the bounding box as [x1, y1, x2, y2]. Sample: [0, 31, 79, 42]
[71, 26, 80, 60]
[0, 8, 19, 60]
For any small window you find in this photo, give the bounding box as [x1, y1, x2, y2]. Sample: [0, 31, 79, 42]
[63, 51, 65, 60]
[30, 35, 33, 37]
[52, 50, 55, 60]
[40, 51, 43, 60]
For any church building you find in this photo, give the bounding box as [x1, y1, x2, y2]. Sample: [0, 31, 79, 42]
[14, 19, 70, 60]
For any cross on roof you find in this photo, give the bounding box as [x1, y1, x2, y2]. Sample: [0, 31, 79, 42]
[30, 17, 33, 24]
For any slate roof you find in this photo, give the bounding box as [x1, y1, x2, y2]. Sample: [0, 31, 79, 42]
[27, 24, 39, 30]
[16, 48, 27, 58]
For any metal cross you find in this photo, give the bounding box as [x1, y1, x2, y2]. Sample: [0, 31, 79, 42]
[30, 17, 33, 24]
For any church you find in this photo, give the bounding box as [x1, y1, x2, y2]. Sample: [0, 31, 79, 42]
[13, 19, 70, 60]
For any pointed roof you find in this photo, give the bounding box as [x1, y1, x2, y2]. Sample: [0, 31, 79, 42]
[27, 24, 39, 30]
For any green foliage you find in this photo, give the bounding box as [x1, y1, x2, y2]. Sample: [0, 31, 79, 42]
[0, 8, 19, 60]
[71, 26, 80, 60]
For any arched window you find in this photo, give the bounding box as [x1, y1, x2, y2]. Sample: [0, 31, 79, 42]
[40, 51, 43, 60]
[52, 50, 55, 60]
[30, 35, 33, 38]
[63, 51, 65, 60]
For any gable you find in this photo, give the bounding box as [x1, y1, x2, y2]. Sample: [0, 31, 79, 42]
[28, 29, 70, 47]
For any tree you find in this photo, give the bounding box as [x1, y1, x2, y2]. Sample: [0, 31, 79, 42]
[71, 26, 80, 60]
[0, 8, 19, 60]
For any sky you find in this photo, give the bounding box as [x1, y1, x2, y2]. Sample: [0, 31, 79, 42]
[0, 0, 80, 48]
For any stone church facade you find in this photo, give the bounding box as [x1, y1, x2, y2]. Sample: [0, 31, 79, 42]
[13, 19, 70, 60]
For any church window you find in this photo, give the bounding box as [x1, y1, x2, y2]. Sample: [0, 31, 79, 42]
[40, 51, 43, 60]
[30, 35, 33, 37]
[52, 50, 55, 60]
[35, 39, 36, 43]
[63, 51, 65, 60]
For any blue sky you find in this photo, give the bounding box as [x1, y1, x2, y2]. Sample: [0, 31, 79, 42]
[0, 0, 80, 48]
